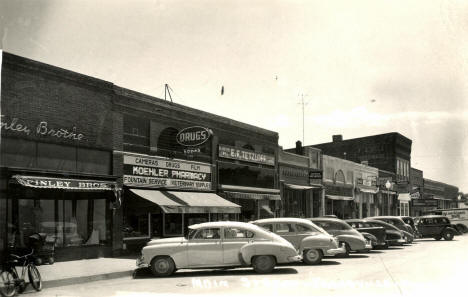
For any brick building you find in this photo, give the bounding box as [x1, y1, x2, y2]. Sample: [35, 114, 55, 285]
[1, 52, 120, 261]
[306, 133, 412, 216]
[1, 52, 280, 259]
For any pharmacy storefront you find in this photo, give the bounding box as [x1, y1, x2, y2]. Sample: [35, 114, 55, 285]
[121, 152, 240, 250]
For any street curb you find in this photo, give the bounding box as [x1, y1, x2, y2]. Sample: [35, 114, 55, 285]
[42, 270, 134, 288]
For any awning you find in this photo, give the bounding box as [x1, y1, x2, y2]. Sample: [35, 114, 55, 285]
[219, 184, 280, 194]
[225, 191, 281, 201]
[130, 189, 241, 214]
[357, 187, 379, 194]
[326, 195, 354, 201]
[398, 193, 411, 202]
[13, 175, 118, 191]
[283, 183, 320, 190]
[260, 204, 274, 216]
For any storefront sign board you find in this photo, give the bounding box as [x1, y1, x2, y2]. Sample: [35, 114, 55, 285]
[218, 144, 275, 166]
[123, 153, 212, 190]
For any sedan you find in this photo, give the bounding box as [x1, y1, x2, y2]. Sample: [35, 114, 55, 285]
[136, 221, 302, 276]
[308, 218, 371, 256]
[361, 219, 406, 246]
[346, 219, 387, 249]
[367, 216, 414, 243]
[252, 218, 345, 265]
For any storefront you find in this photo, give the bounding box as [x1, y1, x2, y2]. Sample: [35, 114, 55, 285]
[4, 173, 118, 261]
[217, 144, 279, 221]
[279, 150, 317, 218]
[121, 152, 240, 251]
[323, 183, 355, 219]
[355, 177, 378, 217]
[1, 52, 119, 261]
[397, 193, 411, 216]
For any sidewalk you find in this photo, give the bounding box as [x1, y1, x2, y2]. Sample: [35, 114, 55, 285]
[37, 257, 137, 288]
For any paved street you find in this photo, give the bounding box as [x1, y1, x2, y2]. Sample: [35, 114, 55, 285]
[30, 234, 468, 297]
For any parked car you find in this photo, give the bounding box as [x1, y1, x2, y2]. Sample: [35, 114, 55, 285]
[345, 219, 387, 249]
[360, 219, 406, 246]
[136, 221, 302, 276]
[252, 218, 345, 265]
[367, 216, 414, 243]
[399, 216, 420, 238]
[308, 218, 371, 256]
[415, 215, 458, 241]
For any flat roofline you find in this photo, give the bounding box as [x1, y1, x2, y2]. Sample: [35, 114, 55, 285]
[114, 85, 278, 138]
[304, 132, 412, 147]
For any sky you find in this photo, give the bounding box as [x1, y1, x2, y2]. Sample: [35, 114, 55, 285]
[1, 0, 467, 192]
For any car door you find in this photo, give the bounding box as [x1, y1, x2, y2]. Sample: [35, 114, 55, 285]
[420, 218, 437, 236]
[222, 227, 254, 265]
[274, 223, 299, 248]
[187, 227, 223, 267]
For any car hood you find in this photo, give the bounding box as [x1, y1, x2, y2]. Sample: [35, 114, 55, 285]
[146, 237, 187, 246]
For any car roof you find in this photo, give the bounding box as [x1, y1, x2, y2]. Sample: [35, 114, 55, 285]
[362, 219, 398, 228]
[417, 215, 448, 219]
[309, 217, 344, 223]
[253, 217, 315, 225]
[368, 216, 405, 222]
[189, 221, 261, 230]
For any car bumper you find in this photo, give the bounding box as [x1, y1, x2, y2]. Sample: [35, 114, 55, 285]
[136, 256, 148, 268]
[325, 244, 347, 256]
[288, 255, 303, 262]
[397, 239, 406, 243]
[364, 242, 373, 249]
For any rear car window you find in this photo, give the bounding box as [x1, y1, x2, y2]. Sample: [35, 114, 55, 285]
[275, 223, 295, 234]
[224, 228, 255, 239]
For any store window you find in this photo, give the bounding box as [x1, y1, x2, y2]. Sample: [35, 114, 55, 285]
[164, 214, 183, 236]
[10, 190, 111, 249]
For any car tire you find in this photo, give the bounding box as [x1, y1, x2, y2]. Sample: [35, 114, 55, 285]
[382, 242, 389, 249]
[150, 256, 176, 277]
[434, 236, 441, 241]
[303, 249, 323, 265]
[252, 255, 276, 274]
[442, 229, 454, 241]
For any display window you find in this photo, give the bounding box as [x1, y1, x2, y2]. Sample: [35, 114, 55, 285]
[8, 187, 112, 250]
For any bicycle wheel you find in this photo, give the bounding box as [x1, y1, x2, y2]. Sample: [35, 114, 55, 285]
[27, 264, 42, 291]
[0, 269, 17, 297]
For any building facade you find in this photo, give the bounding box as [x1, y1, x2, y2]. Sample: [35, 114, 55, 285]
[1, 52, 121, 261]
[278, 146, 322, 218]
[307, 133, 412, 216]
[321, 155, 378, 219]
[1, 52, 280, 259]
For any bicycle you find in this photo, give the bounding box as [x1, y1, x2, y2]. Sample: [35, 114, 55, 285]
[0, 249, 42, 297]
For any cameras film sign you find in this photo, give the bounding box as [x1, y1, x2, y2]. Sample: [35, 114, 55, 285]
[123, 153, 212, 191]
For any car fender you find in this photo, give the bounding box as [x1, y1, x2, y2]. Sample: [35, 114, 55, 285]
[335, 234, 366, 251]
[444, 226, 459, 235]
[239, 241, 294, 265]
[299, 234, 337, 253]
[142, 242, 187, 268]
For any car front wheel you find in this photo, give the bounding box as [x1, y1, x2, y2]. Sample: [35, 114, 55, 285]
[303, 249, 323, 265]
[150, 256, 176, 277]
[252, 255, 276, 274]
[442, 229, 454, 241]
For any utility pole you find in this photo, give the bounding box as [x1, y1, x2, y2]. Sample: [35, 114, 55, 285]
[298, 94, 308, 144]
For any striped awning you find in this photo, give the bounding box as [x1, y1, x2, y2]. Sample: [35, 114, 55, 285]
[130, 189, 240, 214]
[13, 175, 118, 191]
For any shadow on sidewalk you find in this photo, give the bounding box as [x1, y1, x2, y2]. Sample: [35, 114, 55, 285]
[133, 266, 298, 279]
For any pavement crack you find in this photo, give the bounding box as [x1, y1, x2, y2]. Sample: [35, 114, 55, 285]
[378, 255, 403, 295]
